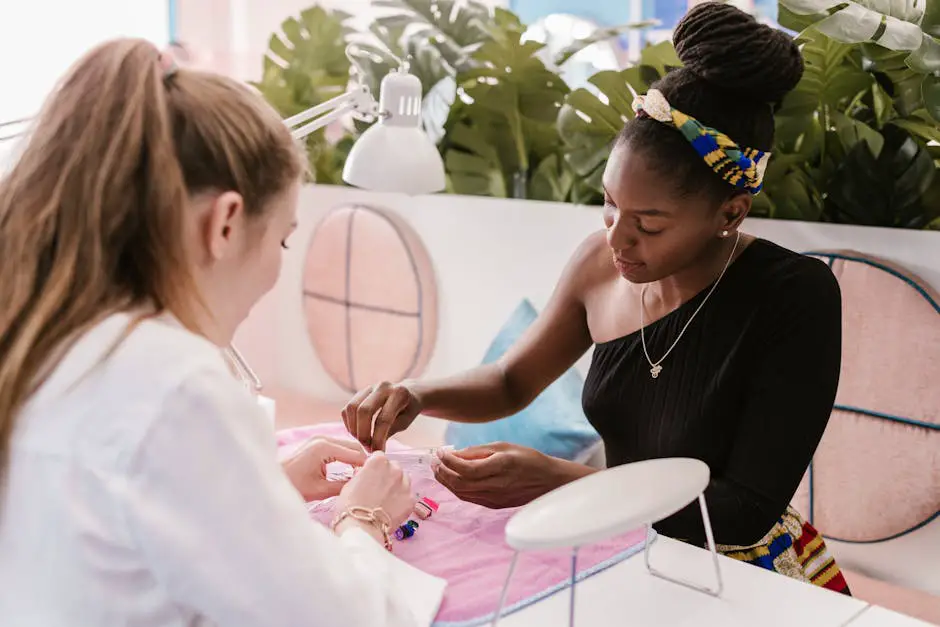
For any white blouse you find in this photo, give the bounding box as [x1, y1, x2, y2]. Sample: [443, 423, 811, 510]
[0, 313, 445, 626]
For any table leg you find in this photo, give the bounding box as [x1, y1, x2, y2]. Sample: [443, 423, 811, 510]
[644, 494, 723, 597]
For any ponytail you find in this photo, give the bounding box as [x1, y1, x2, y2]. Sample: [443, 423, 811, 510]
[0, 38, 304, 488]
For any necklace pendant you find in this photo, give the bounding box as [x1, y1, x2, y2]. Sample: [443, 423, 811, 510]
[650, 364, 663, 379]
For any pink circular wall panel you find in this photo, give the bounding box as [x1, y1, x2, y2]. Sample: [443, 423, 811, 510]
[302, 204, 438, 393]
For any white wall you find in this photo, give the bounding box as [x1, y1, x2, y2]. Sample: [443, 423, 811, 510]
[0, 0, 170, 172]
[0, 0, 170, 124]
[235, 185, 940, 414]
[177, 0, 508, 80]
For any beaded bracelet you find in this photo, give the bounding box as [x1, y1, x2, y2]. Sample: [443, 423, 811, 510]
[330, 506, 394, 552]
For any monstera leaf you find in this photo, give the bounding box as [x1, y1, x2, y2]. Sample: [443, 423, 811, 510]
[371, 0, 492, 73]
[779, 0, 940, 73]
[556, 42, 682, 202]
[442, 8, 570, 198]
[777, 29, 873, 119]
[255, 6, 354, 113]
[825, 124, 937, 227]
[253, 6, 356, 184]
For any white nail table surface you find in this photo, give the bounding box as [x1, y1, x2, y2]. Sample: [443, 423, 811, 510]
[496, 535, 868, 626]
[846, 606, 937, 626]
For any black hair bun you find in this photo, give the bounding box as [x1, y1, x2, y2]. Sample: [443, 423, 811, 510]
[673, 2, 804, 105]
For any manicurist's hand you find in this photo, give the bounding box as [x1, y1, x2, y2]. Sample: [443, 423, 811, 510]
[281, 436, 366, 502]
[342, 381, 423, 451]
[434, 442, 596, 509]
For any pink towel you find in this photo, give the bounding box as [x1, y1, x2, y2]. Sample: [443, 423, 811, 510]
[278, 425, 649, 626]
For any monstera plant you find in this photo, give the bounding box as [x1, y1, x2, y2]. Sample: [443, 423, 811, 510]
[256, 1, 939, 229]
[762, 5, 940, 227]
[440, 9, 573, 200]
[779, 0, 940, 75]
[557, 12, 940, 228]
[252, 6, 357, 185]
[556, 42, 682, 205]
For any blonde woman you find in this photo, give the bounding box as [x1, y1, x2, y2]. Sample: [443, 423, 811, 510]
[0, 39, 443, 626]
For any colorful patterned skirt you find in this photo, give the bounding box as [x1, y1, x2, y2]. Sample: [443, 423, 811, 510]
[716, 506, 852, 596]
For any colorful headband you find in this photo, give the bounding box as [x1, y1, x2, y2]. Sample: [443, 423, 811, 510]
[631, 89, 770, 195]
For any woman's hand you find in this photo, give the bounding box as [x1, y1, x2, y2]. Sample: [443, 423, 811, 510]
[281, 436, 366, 502]
[434, 442, 596, 509]
[342, 381, 423, 451]
[336, 453, 415, 528]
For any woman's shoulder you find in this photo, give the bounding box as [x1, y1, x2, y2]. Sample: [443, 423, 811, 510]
[17, 313, 239, 474]
[33, 312, 227, 403]
[563, 230, 620, 297]
[743, 238, 841, 300]
[736, 239, 842, 328]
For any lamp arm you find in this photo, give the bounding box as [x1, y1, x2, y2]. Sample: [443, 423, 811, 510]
[285, 84, 378, 140]
[290, 101, 357, 140]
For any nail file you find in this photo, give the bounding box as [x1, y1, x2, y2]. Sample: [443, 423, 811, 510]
[382, 445, 454, 468]
[322, 446, 454, 482]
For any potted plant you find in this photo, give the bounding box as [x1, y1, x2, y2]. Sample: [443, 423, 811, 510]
[254, 1, 940, 229]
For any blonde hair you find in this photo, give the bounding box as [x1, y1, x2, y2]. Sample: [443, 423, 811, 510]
[0, 38, 305, 484]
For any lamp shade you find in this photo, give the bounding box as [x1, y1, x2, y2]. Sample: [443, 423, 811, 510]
[342, 124, 446, 195]
[342, 70, 446, 195]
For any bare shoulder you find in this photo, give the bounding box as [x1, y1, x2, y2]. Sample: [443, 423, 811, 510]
[560, 229, 618, 300]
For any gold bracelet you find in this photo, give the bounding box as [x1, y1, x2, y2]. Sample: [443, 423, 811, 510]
[331, 506, 394, 552]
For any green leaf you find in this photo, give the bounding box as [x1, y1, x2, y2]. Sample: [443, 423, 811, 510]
[775, 113, 824, 159]
[441, 6, 569, 195]
[554, 21, 658, 66]
[254, 6, 355, 185]
[639, 41, 682, 75]
[778, 5, 820, 33]
[372, 0, 493, 72]
[832, 111, 885, 156]
[557, 67, 638, 193]
[890, 116, 940, 143]
[923, 73, 940, 122]
[529, 153, 575, 202]
[906, 33, 940, 72]
[444, 120, 506, 197]
[762, 167, 825, 221]
[871, 82, 895, 127]
[779, 29, 873, 117]
[780, 0, 926, 51]
[925, 0, 940, 38]
[825, 125, 936, 227]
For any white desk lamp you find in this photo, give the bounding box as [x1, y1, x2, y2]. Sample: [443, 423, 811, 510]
[492, 457, 723, 627]
[227, 50, 446, 404]
[284, 50, 447, 195]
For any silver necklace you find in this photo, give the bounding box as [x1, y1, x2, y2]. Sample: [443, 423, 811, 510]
[640, 231, 741, 379]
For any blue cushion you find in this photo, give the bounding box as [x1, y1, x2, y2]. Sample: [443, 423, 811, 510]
[444, 300, 602, 461]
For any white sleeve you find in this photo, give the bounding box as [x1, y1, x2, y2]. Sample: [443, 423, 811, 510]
[121, 366, 446, 627]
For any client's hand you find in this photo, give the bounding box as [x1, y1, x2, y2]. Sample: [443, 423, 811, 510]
[337, 453, 415, 527]
[342, 381, 423, 451]
[281, 436, 366, 502]
[435, 442, 595, 509]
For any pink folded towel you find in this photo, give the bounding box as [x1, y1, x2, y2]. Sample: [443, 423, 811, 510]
[278, 425, 650, 626]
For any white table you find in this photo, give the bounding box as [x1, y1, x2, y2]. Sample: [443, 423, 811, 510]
[847, 606, 937, 626]
[500, 535, 868, 626]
